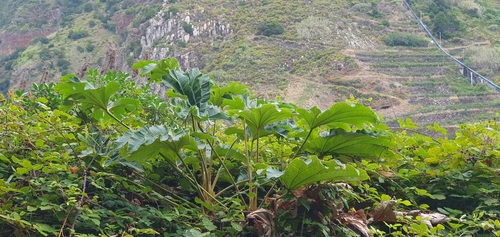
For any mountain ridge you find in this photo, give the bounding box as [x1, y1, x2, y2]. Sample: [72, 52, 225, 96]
[0, 0, 498, 125]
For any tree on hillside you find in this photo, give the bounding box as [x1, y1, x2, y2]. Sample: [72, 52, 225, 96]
[431, 11, 464, 39]
[257, 19, 285, 36]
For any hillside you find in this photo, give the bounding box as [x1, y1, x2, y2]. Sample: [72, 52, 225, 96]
[0, 0, 498, 126]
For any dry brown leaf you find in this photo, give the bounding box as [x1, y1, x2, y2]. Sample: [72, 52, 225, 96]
[369, 200, 398, 223]
[377, 168, 397, 178]
[291, 186, 307, 198]
[246, 209, 276, 237]
[275, 198, 298, 218]
[339, 209, 373, 237]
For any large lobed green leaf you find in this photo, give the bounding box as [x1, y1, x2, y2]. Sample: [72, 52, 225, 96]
[280, 156, 369, 190]
[210, 82, 250, 107]
[54, 79, 141, 120]
[133, 58, 180, 82]
[116, 125, 197, 169]
[305, 130, 392, 157]
[238, 104, 293, 137]
[116, 125, 173, 152]
[163, 68, 211, 114]
[297, 102, 379, 131]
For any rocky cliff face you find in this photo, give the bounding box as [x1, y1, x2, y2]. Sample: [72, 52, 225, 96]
[139, 7, 232, 70]
[0, 0, 235, 93]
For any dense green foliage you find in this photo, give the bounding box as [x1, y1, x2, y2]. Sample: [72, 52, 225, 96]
[67, 30, 90, 40]
[383, 32, 429, 47]
[408, 0, 491, 40]
[0, 58, 499, 236]
[182, 22, 194, 36]
[257, 20, 285, 37]
[430, 12, 464, 40]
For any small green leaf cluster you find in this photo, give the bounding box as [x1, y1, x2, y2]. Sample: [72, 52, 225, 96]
[365, 118, 500, 236]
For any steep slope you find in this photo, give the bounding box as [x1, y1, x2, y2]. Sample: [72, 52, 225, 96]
[0, 0, 498, 126]
[0, 0, 163, 93]
[338, 3, 499, 126]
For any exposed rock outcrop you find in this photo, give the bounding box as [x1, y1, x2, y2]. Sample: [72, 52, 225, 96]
[140, 8, 232, 69]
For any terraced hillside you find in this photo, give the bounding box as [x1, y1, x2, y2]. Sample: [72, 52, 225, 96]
[348, 48, 499, 126]
[282, 3, 500, 127]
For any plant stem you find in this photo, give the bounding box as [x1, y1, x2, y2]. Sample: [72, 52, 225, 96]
[292, 128, 313, 159]
[211, 140, 248, 207]
[258, 181, 277, 209]
[106, 109, 130, 130]
[68, 169, 88, 237]
[243, 118, 257, 210]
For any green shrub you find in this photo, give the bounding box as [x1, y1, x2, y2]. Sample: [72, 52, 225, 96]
[164, 7, 179, 19]
[182, 21, 194, 35]
[68, 29, 90, 40]
[1, 57, 499, 236]
[5, 47, 26, 61]
[57, 58, 70, 70]
[86, 42, 95, 52]
[169, 6, 179, 15]
[94, 12, 109, 24]
[464, 46, 500, 76]
[178, 40, 187, 48]
[77, 45, 84, 53]
[103, 22, 116, 32]
[125, 55, 134, 66]
[369, 9, 382, 18]
[383, 32, 428, 47]
[61, 15, 76, 27]
[88, 20, 96, 28]
[143, 4, 162, 19]
[488, 24, 498, 31]
[41, 37, 49, 44]
[431, 11, 464, 39]
[257, 19, 285, 36]
[83, 3, 93, 12]
[126, 40, 142, 56]
[29, 37, 49, 45]
[4, 61, 13, 71]
[39, 48, 52, 60]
